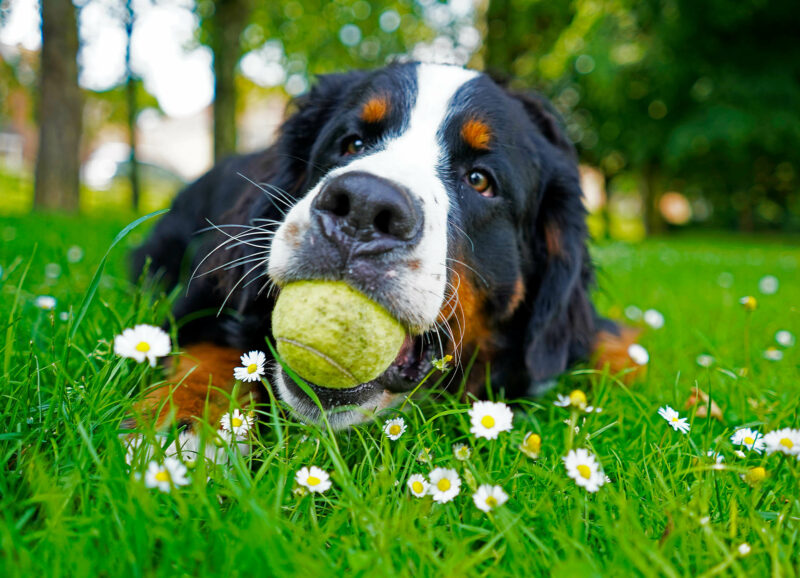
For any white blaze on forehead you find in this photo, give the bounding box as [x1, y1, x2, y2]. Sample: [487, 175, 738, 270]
[269, 63, 478, 331]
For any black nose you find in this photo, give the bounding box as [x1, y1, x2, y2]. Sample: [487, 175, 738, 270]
[312, 172, 422, 254]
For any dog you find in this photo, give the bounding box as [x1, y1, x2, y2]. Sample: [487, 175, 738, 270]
[131, 62, 640, 436]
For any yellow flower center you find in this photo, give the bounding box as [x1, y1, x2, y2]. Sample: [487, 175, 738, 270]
[577, 464, 592, 479]
[525, 433, 541, 452]
[569, 390, 587, 408]
[437, 478, 451, 492]
[231, 417, 243, 428]
[779, 438, 793, 449]
[247, 363, 258, 374]
[671, 417, 679, 422]
[485, 496, 498, 507]
[412, 481, 424, 494]
[307, 476, 321, 486]
[389, 424, 401, 436]
[746, 467, 767, 483]
[154, 470, 170, 483]
[480, 415, 495, 429]
[135, 341, 151, 353]
[744, 436, 754, 445]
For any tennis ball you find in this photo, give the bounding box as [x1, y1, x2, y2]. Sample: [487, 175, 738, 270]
[272, 281, 406, 389]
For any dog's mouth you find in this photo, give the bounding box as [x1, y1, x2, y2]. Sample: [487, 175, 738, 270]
[276, 331, 439, 418]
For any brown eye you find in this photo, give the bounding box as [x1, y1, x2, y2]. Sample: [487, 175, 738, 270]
[466, 169, 493, 197]
[343, 136, 365, 155]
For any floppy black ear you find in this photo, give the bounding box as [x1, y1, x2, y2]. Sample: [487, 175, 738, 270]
[513, 92, 597, 394]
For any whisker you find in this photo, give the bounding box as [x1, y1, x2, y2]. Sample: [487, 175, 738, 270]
[236, 172, 287, 216]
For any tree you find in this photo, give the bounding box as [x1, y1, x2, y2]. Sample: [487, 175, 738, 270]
[209, 0, 252, 162]
[34, 0, 83, 212]
[124, 0, 141, 211]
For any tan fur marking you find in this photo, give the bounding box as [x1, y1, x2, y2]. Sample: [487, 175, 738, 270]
[592, 327, 646, 383]
[461, 118, 492, 150]
[361, 96, 390, 123]
[545, 222, 563, 258]
[506, 277, 526, 317]
[136, 343, 258, 429]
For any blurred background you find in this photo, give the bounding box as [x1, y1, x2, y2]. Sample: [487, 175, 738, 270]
[1, 0, 799, 240]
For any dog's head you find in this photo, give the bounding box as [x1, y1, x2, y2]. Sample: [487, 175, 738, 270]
[225, 62, 595, 427]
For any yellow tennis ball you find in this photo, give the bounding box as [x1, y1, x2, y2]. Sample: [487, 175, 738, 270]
[272, 280, 406, 389]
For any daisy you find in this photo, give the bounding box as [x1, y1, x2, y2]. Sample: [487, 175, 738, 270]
[452, 443, 472, 461]
[758, 275, 778, 295]
[658, 405, 690, 434]
[643, 309, 664, 329]
[416, 448, 433, 463]
[775, 330, 795, 348]
[628, 344, 649, 365]
[34, 295, 56, 310]
[738, 543, 751, 556]
[762, 348, 783, 361]
[624, 305, 643, 321]
[233, 350, 266, 382]
[520, 432, 541, 459]
[407, 474, 429, 498]
[730, 428, 765, 453]
[428, 468, 460, 503]
[220, 409, 254, 438]
[472, 484, 508, 513]
[295, 466, 332, 493]
[742, 466, 767, 485]
[563, 448, 606, 493]
[762, 428, 800, 456]
[383, 417, 407, 441]
[739, 295, 757, 311]
[114, 324, 171, 367]
[469, 400, 513, 440]
[143, 457, 190, 493]
[432, 354, 453, 371]
[555, 389, 587, 409]
[696, 354, 715, 368]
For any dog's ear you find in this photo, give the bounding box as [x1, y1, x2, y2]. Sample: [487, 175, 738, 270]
[511, 91, 597, 393]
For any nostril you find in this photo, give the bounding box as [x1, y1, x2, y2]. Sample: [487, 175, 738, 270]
[373, 209, 393, 235]
[331, 192, 350, 217]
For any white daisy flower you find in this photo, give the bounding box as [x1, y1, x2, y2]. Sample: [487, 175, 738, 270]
[219, 409, 254, 438]
[628, 344, 649, 365]
[762, 348, 783, 361]
[452, 443, 472, 461]
[472, 484, 508, 513]
[775, 330, 795, 348]
[428, 467, 461, 503]
[738, 543, 751, 556]
[34, 295, 57, 310]
[739, 295, 757, 311]
[383, 417, 407, 440]
[643, 309, 664, 329]
[520, 432, 541, 459]
[295, 466, 332, 493]
[233, 350, 266, 382]
[734, 450, 747, 459]
[143, 457, 190, 493]
[624, 305, 643, 321]
[762, 428, 800, 456]
[407, 473, 429, 498]
[67, 245, 84, 263]
[563, 448, 606, 493]
[706, 450, 725, 464]
[114, 324, 171, 367]
[758, 275, 778, 295]
[417, 448, 433, 463]
[730, 428, 765, 453]
[468, 400, 513, 440]
[696, 354, 715, 368]
[658, 405, 690, 434]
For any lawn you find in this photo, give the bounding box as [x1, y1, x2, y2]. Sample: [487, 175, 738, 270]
[1, 212, 799, 576]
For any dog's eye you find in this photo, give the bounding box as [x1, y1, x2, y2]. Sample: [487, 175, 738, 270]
[466, 169, 493, 197]
[342, 136, 365, 156]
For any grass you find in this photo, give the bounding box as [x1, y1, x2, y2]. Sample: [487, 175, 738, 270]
[1, 212, 799, 576]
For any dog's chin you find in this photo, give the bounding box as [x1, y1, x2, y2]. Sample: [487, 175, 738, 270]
[273, 333, 437, 430]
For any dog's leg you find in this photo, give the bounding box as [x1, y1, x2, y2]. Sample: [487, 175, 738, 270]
[125, 343, 262, 463]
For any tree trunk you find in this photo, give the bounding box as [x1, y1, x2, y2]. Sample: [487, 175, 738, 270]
[212, 0, 250, 163]
[34, 0, 83, 212]
[125, 0, 141, 211]
[642, 162, 665, 235]
[483, 0, 513, 76]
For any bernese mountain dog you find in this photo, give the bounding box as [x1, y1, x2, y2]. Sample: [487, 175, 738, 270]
[131, 62, 639, 434]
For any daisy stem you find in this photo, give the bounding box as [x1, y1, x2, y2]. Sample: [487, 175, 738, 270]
[398, 368, 437, 413]
[743, 312, 752, 372]
[566, 410, 578, 450]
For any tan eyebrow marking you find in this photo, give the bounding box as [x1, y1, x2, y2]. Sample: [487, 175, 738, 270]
[461, 118, 492, 150]
[361, 96, 390, 123]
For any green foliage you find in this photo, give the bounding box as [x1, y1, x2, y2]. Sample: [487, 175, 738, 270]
[1, 214, 799, 574]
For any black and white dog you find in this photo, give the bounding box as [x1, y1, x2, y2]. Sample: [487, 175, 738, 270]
[132, 62, 638, 433]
